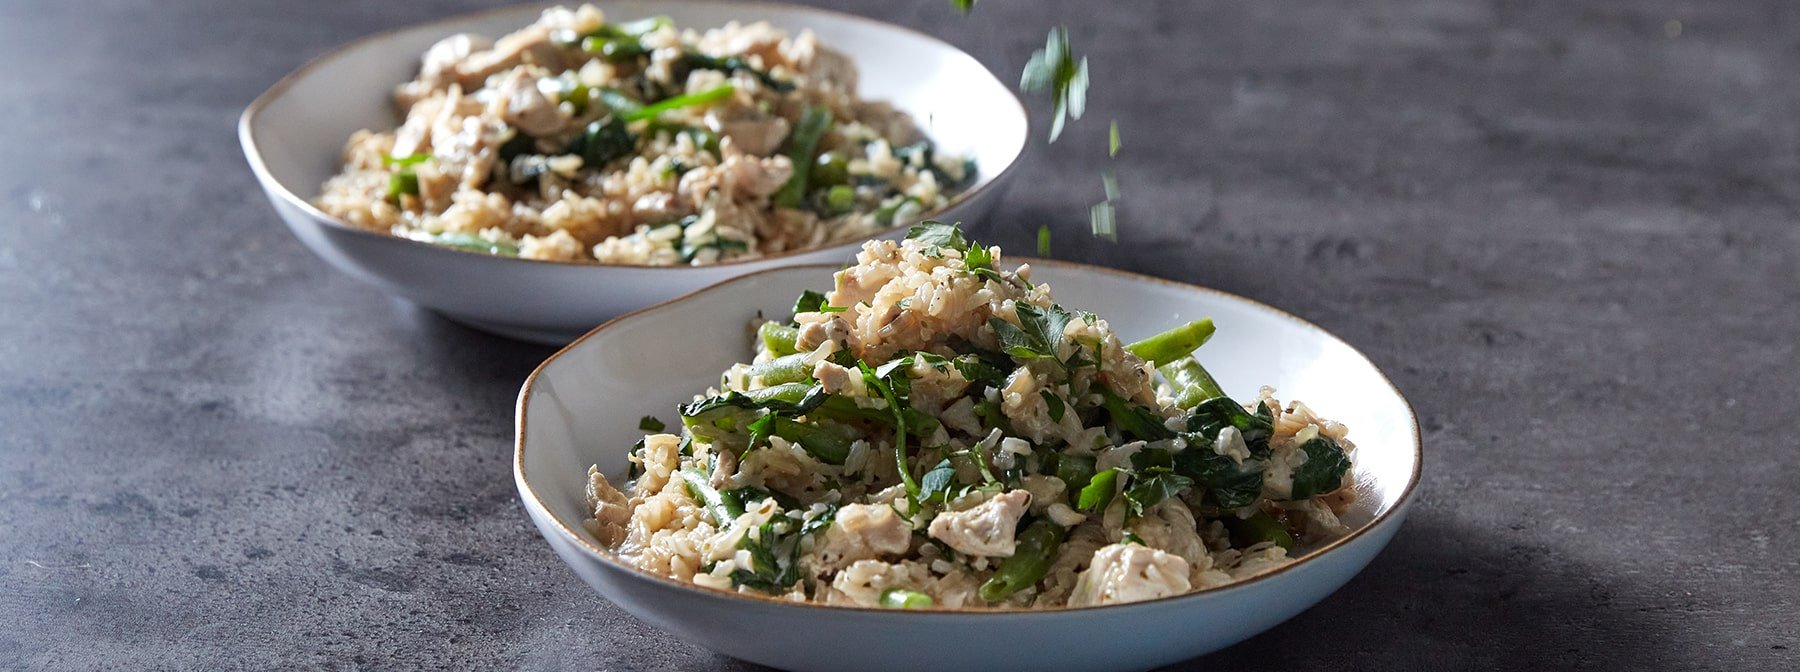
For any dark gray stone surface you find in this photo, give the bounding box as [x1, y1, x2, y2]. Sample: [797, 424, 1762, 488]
[1, 0, 1794, 669]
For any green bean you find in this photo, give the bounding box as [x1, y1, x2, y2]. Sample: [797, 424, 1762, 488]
[580, 36, 647, 62]
[772, 417, 852, 465]
[879, 588, 934, 609]
[810, 151, 849, 188]
[1160, 356, 1227, 409]
[1224, 510, 1295, 550]
[979, 520, 1068, 603]
[742, 382, 810, 405]
[595, 88, 642, 117]
[679, 470, 742, 526]
[622, 84, 735, 122]
[825, 185, 855, 214]
[746, 353, 812, 386]
[774, 105, 833, 209]
[1125, 319, 1216, 367]
[758, 321, 799, 356]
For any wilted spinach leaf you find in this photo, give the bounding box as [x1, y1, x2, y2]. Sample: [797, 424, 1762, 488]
[1288, 436, 1352, 500]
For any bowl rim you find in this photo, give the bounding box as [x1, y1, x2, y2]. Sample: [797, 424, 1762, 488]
[237, 0, 1031, 270]
[514, 257, 1425, 615]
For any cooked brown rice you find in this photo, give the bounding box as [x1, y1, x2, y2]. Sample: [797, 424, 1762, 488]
[583, 225, 1359, 609]
[315, 4, 973, 264]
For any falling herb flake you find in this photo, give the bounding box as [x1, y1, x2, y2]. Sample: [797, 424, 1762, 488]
[1019, 27, 1089, 143]
[1109, 120, 1121, 157]
[1102, 171, 1120, 202]
[1037, 225, 1052, 257]
[1090, 201, 1117, 241]
[951, 0, 977, 13]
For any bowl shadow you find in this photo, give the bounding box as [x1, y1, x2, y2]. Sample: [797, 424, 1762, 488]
[1163, 514, 1689, 670]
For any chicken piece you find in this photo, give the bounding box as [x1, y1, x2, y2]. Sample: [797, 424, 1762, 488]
[811, 503, 911, 570]
[851, 100, 924, 147]
[1067, 543, 1193, 607]
[826, 239, 905, 307]
[676, 141, 794, 208]
[497, 69, 566, 137]
[705, 107, 792, 157]
[927, 489, 1031, 557]
[811, 359, 860, 395]
[419, 33, 494, 89]
[720, 151, 792, 198]
[396, 34, 495, 109]
[582, 467, 632, 546]
[794, 314, 859, 354]
[805, 44, 858, 91]
[455, 24, 565, 89]
[1127, 499, 1208, 564]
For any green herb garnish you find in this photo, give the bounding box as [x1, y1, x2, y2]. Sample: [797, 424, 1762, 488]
[1020, 27, 1089, 142]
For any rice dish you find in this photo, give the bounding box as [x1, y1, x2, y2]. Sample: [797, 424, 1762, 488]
[584, 223, 1357, 609]
[315, 4, 974, 264]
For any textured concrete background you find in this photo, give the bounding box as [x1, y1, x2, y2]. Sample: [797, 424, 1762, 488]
[1, 0, 1795, 669]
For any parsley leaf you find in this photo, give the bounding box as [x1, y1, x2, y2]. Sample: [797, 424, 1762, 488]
[990, 303, 1075, 361]
[792, 289, 846, 314]
[905, 221, 968, 249]
[638, 415, 666, 432]
[952, 350, 1011, 389]
[1077, 468, 1119, 511]
[919, 458, 957, 504]
[793, 290, 827, 314]
[1041, 390, 1066, 422]
[1122, 471, 1193, 517]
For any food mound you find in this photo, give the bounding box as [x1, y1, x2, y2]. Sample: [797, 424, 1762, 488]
[316, 4, 974, 264]
[584, 223, 1357, 609]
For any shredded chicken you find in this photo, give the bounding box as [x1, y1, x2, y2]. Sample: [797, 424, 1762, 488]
[496, 69, 566, 137]
[811, 503, 911, 570]
[1068, 543, 1193, 607]
[927, 489, 1031, 557]
[582, 468, 632, 547]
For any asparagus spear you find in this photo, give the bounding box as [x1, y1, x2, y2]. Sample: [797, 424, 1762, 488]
[1160, 356, 1227, 409]
[880, 588, 934, 609]
[978, 520, 1068, 602]
[746, 353, 813, 386]
[770, 417, 851, 464]
[679, 470, 742, 527]
[758, 322, 799, 356]
[774, 106, 833, 209]
[1125, 318, 1215, 367]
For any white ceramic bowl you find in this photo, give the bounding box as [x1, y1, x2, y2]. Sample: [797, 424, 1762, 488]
[239, 2, 1027, 344]
[515, 261, 1422, 672]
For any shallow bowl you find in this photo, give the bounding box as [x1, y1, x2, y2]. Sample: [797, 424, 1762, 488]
[515, 261, 1422, 672]
[240, 1, 1027, 344]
